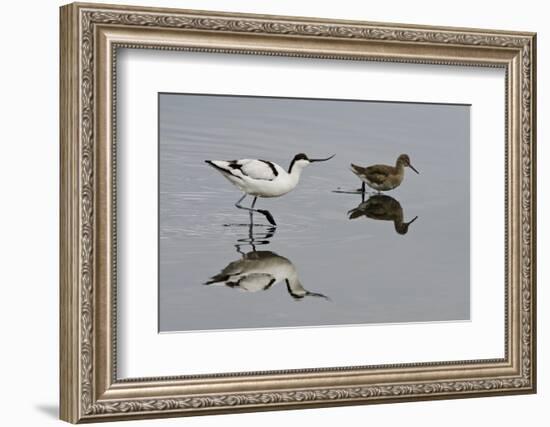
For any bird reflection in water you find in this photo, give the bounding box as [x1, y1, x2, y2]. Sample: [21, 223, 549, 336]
[231, 217, 277, 255]
[206, 216, 329, 300]
[348, 194, 418, 235]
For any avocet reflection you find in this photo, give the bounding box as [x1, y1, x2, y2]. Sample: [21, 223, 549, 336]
[205, 250, 329, 300]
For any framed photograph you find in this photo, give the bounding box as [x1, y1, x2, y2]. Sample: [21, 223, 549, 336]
[60, 2, 537, 423]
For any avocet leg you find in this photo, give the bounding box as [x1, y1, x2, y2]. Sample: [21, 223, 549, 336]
[235, 195, 277, 226]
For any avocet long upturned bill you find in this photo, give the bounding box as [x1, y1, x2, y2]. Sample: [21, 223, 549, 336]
[205, 153, 335, 225]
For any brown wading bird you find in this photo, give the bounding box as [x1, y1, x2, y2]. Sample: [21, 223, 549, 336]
[348, 194, 418, 235]
[350, 154, 419, 193]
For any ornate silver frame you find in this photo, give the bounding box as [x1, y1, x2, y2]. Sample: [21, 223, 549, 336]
[60, 2, 537, 423]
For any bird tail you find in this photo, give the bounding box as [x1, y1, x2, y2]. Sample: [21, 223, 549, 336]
[204, 273, 228, 285]
[350, 163, 364, 175]
[205, 160, 231, 174]
[347, 208, 363, 220]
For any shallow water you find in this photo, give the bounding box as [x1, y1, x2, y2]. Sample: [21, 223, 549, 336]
[159, 94, 470, 332]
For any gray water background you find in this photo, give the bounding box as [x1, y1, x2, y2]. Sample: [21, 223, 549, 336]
[159, 93, 470, 332]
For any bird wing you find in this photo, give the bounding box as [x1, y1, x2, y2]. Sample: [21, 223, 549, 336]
[235, 273, 275, 292]
[364, 165, 391, 185]
[206, 159, 279, 181]
[363, 199, 389, 219]
[204, 259, 245, 285]
[234, 159, 278, 181]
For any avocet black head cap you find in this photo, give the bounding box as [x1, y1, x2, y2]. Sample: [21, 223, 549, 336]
[293, 153, 309, 162]
[289, 153, 335, 172]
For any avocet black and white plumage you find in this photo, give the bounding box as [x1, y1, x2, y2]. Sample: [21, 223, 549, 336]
[205, 153, 335, 225]
[205, 250, 329, 300]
